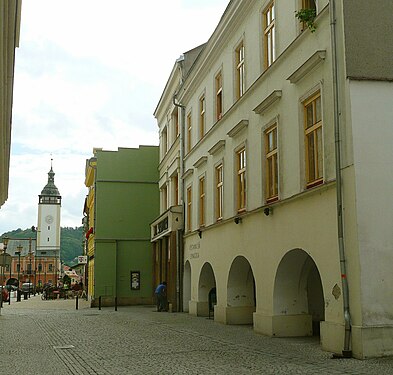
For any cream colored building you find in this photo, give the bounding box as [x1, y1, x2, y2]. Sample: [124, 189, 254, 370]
[0, 0, 22, 207]
[157, 0, 393, 359]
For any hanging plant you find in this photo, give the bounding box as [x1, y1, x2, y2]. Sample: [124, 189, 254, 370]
[295, 8, 317, 33]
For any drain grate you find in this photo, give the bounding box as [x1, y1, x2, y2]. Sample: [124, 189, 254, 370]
[53, 345, 75, 350]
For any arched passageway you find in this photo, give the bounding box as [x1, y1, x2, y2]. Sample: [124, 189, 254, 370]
[273, 249, 325, 336]
[226, 256, 256, 324]
[183, 261, 191, 312]
[196, 262, 216, 317]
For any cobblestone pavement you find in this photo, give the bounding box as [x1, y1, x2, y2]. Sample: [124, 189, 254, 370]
[1, 295, 393, 374]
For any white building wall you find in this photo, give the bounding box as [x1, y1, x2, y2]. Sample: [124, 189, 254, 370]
[348, 80, 393, 356]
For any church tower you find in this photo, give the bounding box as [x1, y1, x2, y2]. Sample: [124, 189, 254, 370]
[36, 161, 61, 285]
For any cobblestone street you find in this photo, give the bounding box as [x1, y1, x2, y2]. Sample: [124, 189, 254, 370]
[1, 296, 393, 374]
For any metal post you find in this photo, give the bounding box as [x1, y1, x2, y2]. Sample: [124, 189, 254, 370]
[99, 296, 101, 310]
[76, 295, 79, 310]
[115, 296, 117, 311]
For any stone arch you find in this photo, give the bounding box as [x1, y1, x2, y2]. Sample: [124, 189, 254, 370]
[273, 248, 325, 336]
[183, 261, 191, 312]
[226, 255, 256, 324]
[196, 262, 217, 317]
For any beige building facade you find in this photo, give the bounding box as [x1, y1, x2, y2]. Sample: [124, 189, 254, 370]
[157, 0, 393, 359]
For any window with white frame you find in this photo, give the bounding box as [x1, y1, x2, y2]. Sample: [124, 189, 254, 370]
[263, 1, 275, 68]
[215, 71, 223, 120]
[235, 42, 245, 100]
[187, 112, 192, 153]
[236, 147, 246, 212]
[187, 186, 192, 232]
[199, 95, 205, 139]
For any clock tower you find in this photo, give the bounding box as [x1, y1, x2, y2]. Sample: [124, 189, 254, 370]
[36, 162, 61, 285]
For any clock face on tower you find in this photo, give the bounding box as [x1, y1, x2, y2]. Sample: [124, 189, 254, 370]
[45, 215, 54, 224]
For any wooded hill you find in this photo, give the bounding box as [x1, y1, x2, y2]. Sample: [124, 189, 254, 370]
[1, 226, 84, 264]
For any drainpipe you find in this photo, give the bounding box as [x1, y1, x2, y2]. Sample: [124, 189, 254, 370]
[173, 61, 186, 312]
[330, 0, 352, 358]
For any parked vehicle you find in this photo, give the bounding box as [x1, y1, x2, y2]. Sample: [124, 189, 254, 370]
[21, 282, 34, 294]
[1, 286, 9, 302]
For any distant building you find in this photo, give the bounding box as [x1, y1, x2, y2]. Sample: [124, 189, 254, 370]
[36, 164, 62, 286]
[0, 0, 22, 207]
[1, 164, 61, 288]
[157, 0, 393, 359]
[83, 146, 159, 307]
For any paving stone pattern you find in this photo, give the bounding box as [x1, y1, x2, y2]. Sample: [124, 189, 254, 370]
[1, 296, 393, 374]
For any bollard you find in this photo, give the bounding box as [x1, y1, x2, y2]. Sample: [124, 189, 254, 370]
[115, 297, 117, 311]
[76, 295, 79, 310]
[99, 296, 101, 310]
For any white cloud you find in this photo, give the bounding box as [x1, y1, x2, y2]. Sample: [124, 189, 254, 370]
[0, 0, 229, 235]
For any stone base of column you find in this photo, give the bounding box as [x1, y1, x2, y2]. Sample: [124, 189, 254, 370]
[214, 305, 255, 324]
[253, 312, 312, 337]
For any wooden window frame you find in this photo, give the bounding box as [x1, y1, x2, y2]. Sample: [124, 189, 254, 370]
[235, 42, 245, 100]
[304, 91, 323, 188]
[263, 2, 275, 68]
[264, 124, 279, 203]
[173, 174, 179, 206]
[187, 113, 192, 153]
[161, 126, 168, 156]
[199, 176, 205, 227]
[187, 186, 192, 232]
[162, 184, 168, 211]
[215, 71, 223, 121]
[236, 147, 246, 212]
[172, 107, 179, 139]
[199, 95, 205, 139]
[215, 164, 223, 221]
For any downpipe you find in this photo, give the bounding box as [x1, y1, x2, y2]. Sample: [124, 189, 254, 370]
[330, 0, 352, 358]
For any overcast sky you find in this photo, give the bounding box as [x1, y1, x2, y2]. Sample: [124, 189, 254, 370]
[0, 0, 229, 235]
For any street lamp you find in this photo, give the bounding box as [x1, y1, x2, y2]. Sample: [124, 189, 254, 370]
[15, 245, 22, 302]
[1, 237, 9, 307]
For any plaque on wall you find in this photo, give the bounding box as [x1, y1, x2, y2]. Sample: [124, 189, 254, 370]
[130, 271, 140, 290]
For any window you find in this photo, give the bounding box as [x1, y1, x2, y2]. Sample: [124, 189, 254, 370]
[187, 113, 192, 153]
[265, 124, 278, 202]
[38, 263, 42, 272]
[172, 107, 179, 139]
[215, 71, 223, 120]
[264, 2, 275, 68]
[162, 184, 168, 211]
[199, 95, 205, 139]
[16, 264, 20, 272]
[161, 126, 168, 156]
[48, 263, 53, 272]
[304, 92, 323, 187]
[237, 147, 246, 212]
[173, 174, 179, 206]
[215, 164, 223, 221]
[199, 176, 205, 227]
[187, 186, 192, 232]
[235, 42, 245, 99]
[300, 0, 317, 32]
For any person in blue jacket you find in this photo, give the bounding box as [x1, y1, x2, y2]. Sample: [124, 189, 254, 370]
[155, 281, 167, 312]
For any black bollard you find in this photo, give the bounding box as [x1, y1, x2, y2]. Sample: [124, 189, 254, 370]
[99, 296, 101, 310]
[76, 295, 79, 310]
[115, 296, 117, 311]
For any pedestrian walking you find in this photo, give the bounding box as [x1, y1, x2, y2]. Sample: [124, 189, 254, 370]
[155, 281, 167, 312]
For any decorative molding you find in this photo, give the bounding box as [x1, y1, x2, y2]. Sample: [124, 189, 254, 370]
[287, 50, 326, 84]
[227, 119, 249, 138]
[253, 90, 282, 115]
[208, 140, 226, 155]
[183, 168, 194, 179]
[193, 156, 208, 168]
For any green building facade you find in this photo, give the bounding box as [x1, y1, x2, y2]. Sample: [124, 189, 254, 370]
[89, 146, 159, 306]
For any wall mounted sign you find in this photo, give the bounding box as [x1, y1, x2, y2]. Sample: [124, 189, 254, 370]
[130, 271, 140, 290]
